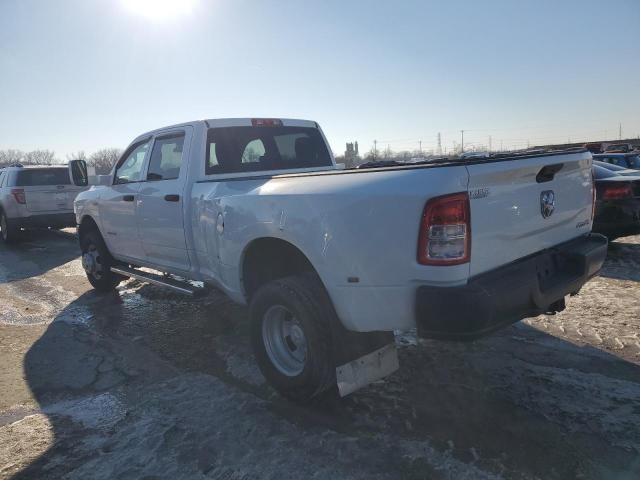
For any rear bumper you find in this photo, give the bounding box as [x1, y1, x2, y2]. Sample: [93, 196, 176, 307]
[415, 233, 608, 340]
[593, 200, 640, 239]
[15, 213, 76, 229]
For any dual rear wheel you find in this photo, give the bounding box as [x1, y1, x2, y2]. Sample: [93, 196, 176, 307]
[80, 228, 336, 403]
[250, 274, 336, 403]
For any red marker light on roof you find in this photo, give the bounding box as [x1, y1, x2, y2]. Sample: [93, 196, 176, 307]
[251, 118, 283, 127]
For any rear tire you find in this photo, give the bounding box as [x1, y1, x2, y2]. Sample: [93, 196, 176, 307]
[0, 210, 20, 244]
[250, 274, 336, 403]
[80, 230, 122, 292]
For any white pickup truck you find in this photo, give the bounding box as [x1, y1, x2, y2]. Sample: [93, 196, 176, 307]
[74, 118, 607, 402]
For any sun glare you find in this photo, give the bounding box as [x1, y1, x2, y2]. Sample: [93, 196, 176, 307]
[120, 0, 197, 22]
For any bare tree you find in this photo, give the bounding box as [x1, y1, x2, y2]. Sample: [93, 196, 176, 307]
[89, 148, 122, 175]
[0, 149, 25, 167]
[23, 149, 57, 165]
[66, 151, 87, 162]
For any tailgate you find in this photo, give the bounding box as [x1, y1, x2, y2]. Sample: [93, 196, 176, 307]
[25, 186, 76, 213]
[466, 151, 593, 277]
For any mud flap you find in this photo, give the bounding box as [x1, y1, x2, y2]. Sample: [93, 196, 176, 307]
[336, 343, 399, 397]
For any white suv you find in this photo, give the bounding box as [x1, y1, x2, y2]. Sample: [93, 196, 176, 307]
[0, 162, 89, 243]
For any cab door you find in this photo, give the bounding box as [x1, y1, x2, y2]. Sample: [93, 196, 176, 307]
[99, 139, 150, 262]
[135, 127, 191, 271]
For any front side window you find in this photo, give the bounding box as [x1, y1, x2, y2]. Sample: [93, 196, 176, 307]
[147, 133, 185, 181]
[205, 126, 332, 175]
[115, 141, 149, 184]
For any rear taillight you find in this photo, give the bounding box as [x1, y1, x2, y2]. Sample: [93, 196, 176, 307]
[251, 118, 283, 127]
[418, 192, 471, 266]
[602, 183, 633, 200]
[11, 189, 26, 204]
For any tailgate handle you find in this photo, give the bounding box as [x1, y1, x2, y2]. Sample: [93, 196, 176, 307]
[164, 194, 180, 202]
[122, 195, 135, 202]
[536, 163, 564, 183]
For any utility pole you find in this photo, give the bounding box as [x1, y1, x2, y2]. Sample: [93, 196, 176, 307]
[419, 140, 422, 155]
[461, 130, 464, 153]
[500, 140, 503, 151]
[488, 135, 492, 153]
[619, 123, 622, 140]
[437, 133, 442, 156]
[373, 139, 377, 160]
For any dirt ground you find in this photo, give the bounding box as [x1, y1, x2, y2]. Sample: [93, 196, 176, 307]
[0, 229, 638, 480]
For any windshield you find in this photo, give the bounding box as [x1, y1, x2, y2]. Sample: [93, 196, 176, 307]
[627, 155, 640, 169]
[14, 168, 71, 186]
[205, 126, 332, 175]
[595, 161, 626, 171]
[593, 165, 619, 179]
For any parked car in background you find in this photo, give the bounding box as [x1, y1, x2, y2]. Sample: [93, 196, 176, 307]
[0, 163, 89, 243]
[584, 142, 604, 154]
[592, 165, 640, 239]
[74, 118, 606, 402]
[594, 152, 640, 170]
[594, 160, 640, 176]
[604, 143, 634, 153]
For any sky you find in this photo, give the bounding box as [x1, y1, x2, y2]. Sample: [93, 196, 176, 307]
[1, 0, 639, 158]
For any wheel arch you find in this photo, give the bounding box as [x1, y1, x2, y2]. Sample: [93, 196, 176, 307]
[78, 215, 100, 242]
[240, 237, 327, 301]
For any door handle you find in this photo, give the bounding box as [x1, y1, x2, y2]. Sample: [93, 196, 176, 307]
[164, 194, 180, 202]
[122, 195, 135, 202]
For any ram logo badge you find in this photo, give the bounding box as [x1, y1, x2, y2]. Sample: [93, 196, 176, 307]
[540, 190, 556, 219]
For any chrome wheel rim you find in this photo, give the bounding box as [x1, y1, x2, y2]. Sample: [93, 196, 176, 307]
[262, 305, 307, 376]
[82, 244, 103, 279]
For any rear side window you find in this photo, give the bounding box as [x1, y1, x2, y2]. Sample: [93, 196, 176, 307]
[205, 126, 332, 175]
[15, 169, 71, 186]
[147, 133, 185, 181]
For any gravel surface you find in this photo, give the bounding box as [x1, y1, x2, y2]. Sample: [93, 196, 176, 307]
[0, 230, 639, 479]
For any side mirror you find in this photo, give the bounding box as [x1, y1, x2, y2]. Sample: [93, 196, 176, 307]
[68, 159, 88, 186]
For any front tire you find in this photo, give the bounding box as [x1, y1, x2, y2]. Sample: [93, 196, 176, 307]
[0, 210, 21, 244]
[250, 274, 335, 403]
[80, 230, 122, 292]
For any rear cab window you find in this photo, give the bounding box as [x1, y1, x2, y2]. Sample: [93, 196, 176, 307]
[205, 126, 332, 175]
[15, 169, 71, 186]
